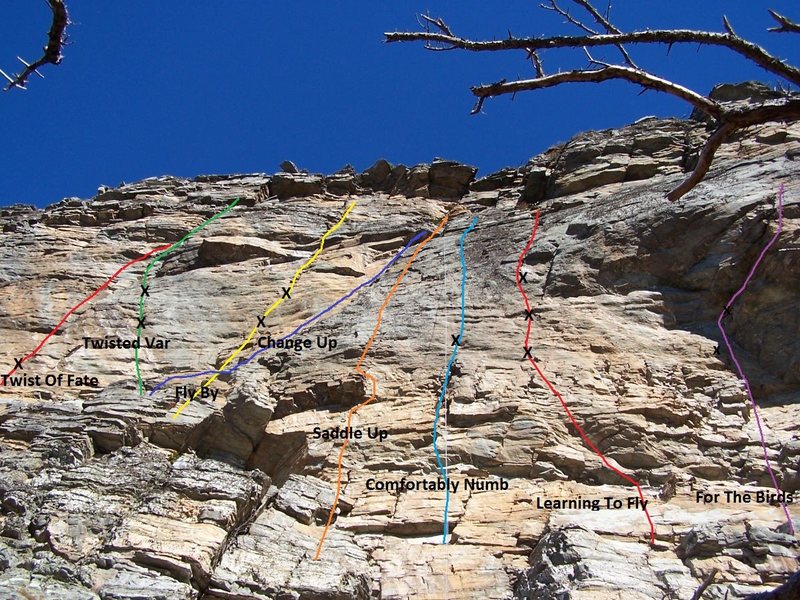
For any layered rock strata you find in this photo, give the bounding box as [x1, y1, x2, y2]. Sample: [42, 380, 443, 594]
[0, 114, 798, 599]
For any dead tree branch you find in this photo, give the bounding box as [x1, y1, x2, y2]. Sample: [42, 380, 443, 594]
[385, 4, 800, 200]
[744, 570, 800, 599]
[722, 15, 737, 36]
[419, 13, 453, 37]
[668, 97, 800, 200]
[568, 0, 638, 67]
[690, 568, 719, 600]
[471, 65, 724, 118]
[768, 10, 800, 34]
[1, 0, 69, 91]
[541, 1, 599, 36]
[527, 49, 546, 78]
[384, 29, 800, 87]
[669, 122, 737, 202]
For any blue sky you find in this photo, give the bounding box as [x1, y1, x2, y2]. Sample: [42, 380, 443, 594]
[1, 2, 797, 207]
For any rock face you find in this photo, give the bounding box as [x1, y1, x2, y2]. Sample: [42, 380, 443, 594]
[0, 115, 798, 599]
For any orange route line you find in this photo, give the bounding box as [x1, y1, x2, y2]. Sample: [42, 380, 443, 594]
[313, 213, 449, 560]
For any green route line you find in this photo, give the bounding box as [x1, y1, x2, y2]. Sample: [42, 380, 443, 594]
[134, 197, 241, 396]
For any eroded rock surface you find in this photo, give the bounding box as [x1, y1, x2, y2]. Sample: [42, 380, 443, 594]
[0, 117, 798, 598]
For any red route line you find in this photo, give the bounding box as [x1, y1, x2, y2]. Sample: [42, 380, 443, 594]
[1, 244, 172, 385]
[516, 210, 656, 545]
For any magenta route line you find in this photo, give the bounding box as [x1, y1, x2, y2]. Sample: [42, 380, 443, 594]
[717, 184, 794, 534]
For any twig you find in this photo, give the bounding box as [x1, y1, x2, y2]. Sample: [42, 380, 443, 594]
[420, 13, 454, 37]
[569, 0, 638, 67]
[582, 47, 609, 68]
[525, 48, 546, 77]
[3, 0, 69, 91]
[416, 12, 457, 52]
[572, 0, 621, 34]
[471, 79, 506, 114]
[722, 15, 736, 36]
[542, 0, 637, 68]
[767, 10, 800, 34]
[541, 1, 598, 35]
[690, 568, 719, 600]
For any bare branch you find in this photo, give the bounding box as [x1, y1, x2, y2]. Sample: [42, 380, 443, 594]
[582, 47, 609, 68]
[569, 0, 638, 67]
[471, 72, 800, 201]
[668, 123, 735, 201]
[471, 95, 487, 115]
[541, 1, 598, 35]
[385, 28, 800, 86]
[3, 0, 69, 91]
[690, 568, 718, 600]
[571, 0, 620, 33]
[388, 7, 800, 201]
[419, 13, 454, 37]
[527, 49, 546, 77]
[423, 45, 458, 53]
[471, 65, 724, 118]
[724, 97, 800, 127]
[768, 10, 800, 34]
[0, 69, 19, 88]
[415, 12, 458, 52]
[744, 572, 800, 599]
[541, 0, 638, 68]
[722, 15, 736, 36]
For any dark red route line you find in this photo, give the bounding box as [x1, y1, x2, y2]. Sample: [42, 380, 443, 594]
[516, 210, 656, 545]
[1, 244, 172, 385]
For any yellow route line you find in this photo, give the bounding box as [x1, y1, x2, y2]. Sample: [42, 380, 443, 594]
[172, 201, 357, 418]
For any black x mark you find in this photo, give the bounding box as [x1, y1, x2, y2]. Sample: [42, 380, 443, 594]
[281, 287, 292, 299]
[722, 305, 732, 317]
[13, 357, 23, 370]
[140, 284, 150, 297]
[522, 345, 533, 359]
[257, 316, 266, 328]
[519, 271, 529, 283]
[523, 309, 534, 321]
[714, 345, 721, 355]
[137, 317, 146, 329]
[451, 334, 461, 346]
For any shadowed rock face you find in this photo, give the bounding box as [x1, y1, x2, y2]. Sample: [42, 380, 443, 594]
[0, 117, 798, 599]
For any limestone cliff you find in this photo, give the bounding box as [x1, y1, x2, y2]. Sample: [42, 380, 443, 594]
[0, 112, 798, 599]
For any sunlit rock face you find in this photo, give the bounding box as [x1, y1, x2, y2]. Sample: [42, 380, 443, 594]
[0, 116, 798, 599]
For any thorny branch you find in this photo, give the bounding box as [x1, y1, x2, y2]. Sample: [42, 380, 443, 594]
[529, 49, 545, 78]
[384, 29, 800, 86]
[1, 0, 70, 91]
[384, 3, 800, 200]
[722, 15, 737, 37]
[768, 10, 800, 34]
[546, 0, 638, 67]
[416, 12, 456, 52]
[541, 0, 599, 36]
[470, 64, 724, 118]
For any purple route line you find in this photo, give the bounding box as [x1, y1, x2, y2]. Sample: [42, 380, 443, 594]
[717, 184, 794, 534]
[149, 230, 428, 396]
